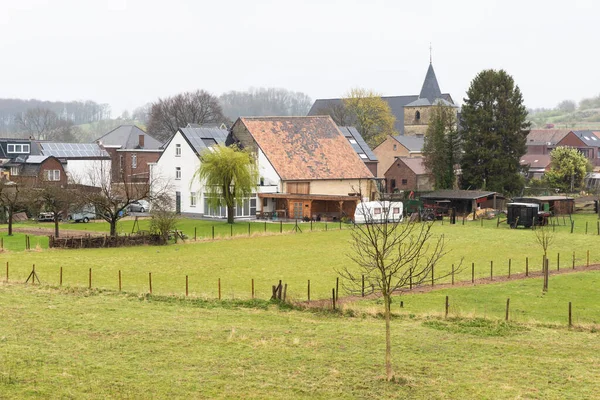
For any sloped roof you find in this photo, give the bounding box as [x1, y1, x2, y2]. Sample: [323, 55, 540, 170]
[0, 139, 41, 158]
[308, 93, 453, 134]
[96, 125, 162, 150]
[178, 127, 228, 156]
[236, 116, 373, 180]
[420, 190, 499, 200]
[520, 154, 551, 169]
[396, 157, 427, 175]
[393, 135, 424, 152]
[526, 129, 571, 145]
[39, 142, 110, 159]
[338, 126, 377, 161]
[418, 63, 443, 102]
[572, 130, 600, 146]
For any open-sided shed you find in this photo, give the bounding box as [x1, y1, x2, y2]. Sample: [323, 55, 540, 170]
[420, 190, 505, 215]
[513, 196, 574, 215]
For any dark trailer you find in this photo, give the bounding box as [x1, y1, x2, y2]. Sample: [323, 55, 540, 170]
[507, 202, 549, 228]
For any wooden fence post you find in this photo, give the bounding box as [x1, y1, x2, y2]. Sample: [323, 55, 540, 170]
[218, 278, 221, 300]
[118, 270, 121, 291]
[505, 298, 510, 321]
[597, 221, 599, 235]
[571, 220, 574, 233]
[5, 261, 8, 283]
[490, 261, 493, 281]
[451, 264, 455, 285]
[248, 223, 251, 237]
[569, 302, 572, 327]
[332, 288, 336, 310]
[88, 268, 92, 289]
[149, 272, 152, 294]
[587, 250, 590, 267]
[445, 295, 449, 318]
[264, 221, 267, 233]
[431, 265, 434, 287]
[307, 279, 310, 302]
[336, 277, 339, 301]
[251, 278, 255, 299]
[573, 251, 575, 269]
[283, 284, 287, 302]
[586, 221, 588, 235]
[361, 275, 365, 297]
[471, 262, 475, 283]
[212, 226, 215, 240]
[194, 227, 197, 241]
[557, 253, 560, 271]
[280, 221, 282, 233]
[508, 259, 511, 278]
[59, 267, 63, 286]
[186, 275, 189, 297]
[230, 224, 233, 237]
[526, 257, 529, 277]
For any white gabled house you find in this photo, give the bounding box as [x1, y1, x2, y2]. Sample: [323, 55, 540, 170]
[152, 126, 261, 218]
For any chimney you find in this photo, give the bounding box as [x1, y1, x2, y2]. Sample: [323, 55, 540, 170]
[139, 134, 145, 148]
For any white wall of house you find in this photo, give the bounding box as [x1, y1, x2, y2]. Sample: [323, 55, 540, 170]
[257, 148, 280, 194]
[65, 159, 112, 187]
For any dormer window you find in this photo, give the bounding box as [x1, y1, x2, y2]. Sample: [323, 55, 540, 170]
[415, 111, 421, 121]
[7, 143, 30, 154]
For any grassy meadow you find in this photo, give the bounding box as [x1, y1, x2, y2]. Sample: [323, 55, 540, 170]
[1, 283, 600, 399]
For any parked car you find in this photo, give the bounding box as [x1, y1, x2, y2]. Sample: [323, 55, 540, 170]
[37, 212, 63, 222]
[68, 205, 97, 223]
[127, 200, 150, 213]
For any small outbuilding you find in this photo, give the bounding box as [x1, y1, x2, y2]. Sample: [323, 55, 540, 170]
[420, 190, 505, 215]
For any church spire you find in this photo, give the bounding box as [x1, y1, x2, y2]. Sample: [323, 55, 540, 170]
[419, 62, 442, 102]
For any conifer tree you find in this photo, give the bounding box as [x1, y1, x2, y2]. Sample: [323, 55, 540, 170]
[460, 70, 530, 194]
[422, 104, 460, 189]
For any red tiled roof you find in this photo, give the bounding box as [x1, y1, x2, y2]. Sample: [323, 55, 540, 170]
[238, 116, 374, 180]
[526, 129, 571, 145]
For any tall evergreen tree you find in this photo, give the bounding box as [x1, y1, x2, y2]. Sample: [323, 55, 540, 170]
[460, 70, 530, 194]
[422, 104, 460, 189]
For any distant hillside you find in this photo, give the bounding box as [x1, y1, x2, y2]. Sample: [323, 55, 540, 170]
[528, 94, 600, 130]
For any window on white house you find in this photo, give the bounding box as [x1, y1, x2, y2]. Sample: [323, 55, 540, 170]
[190, 192, 197, 207]
[7, 144, 30, 154]
[175, 167, 181, 180]
[132, 153, 137, 169]
[10, 166, 19, 176]
[45, 170, 60, 181]
[175, 144, 181, 157]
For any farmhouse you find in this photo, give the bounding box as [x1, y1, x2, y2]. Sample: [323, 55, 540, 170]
[373, 135, 424, 178]
[229, 116, 375, 221]
[384, 157, 432, 193]
[153, 126, 230, 216]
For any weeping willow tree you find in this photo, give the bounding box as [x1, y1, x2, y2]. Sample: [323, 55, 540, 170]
[195, 145, 257, 224]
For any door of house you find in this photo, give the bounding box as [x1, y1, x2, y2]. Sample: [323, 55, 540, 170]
[175, 191, 181, 214]
[292, 202, 303, 219]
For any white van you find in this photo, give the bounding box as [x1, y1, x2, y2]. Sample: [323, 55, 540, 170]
[354, 201, 404, 224]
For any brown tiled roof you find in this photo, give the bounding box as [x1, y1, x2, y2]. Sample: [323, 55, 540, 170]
[395, 157, 428, 175]
[238, 116, 374, 180]
[526, 129, 571, 145]
[520, 154, 551, 169]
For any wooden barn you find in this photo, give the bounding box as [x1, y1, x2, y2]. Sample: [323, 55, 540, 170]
[513, 196, 574, 215]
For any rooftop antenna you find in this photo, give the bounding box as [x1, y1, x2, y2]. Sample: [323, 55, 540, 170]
[429, 42, 432, 64]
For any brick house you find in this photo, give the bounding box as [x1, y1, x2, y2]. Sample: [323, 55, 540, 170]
[384, 157, 432, 192]
[0, 139, 66, 186]
[96, 125, 163, 183]
[373, 135, 424, 178]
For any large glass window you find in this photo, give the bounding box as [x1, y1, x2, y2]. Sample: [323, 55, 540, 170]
[203, 193, 257, 218]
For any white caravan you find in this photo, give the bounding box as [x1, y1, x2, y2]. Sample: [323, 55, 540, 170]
[354, 201, 404, 224]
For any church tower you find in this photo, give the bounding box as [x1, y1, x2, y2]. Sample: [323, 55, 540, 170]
[403, 62, 456, 136]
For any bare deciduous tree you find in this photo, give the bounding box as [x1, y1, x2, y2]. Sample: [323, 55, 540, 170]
[315, 101, 356, 126]
[147, 90, 227, 142]
[339, 204, 456, 382]
[534, 224, 554, 292]
[149, 193, 178, 244]
[28, 182, 77, 238]
[0, 180, 27, 236]
[15, 107, 58, 139]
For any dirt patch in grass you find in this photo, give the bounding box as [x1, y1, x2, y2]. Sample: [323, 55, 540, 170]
[2, 226, 105, 238]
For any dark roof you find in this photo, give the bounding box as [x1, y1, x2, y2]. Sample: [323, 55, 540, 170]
[0, 139, 41, 159]
[418, 63, 442, 103]
[526, 130, 571, 145]
[572, 130, 600, 146]
[338, 126, 377, 161]
[308, 93, 453, 134]
[96, 125, 162, 150]
[178, 127, 228, 156]
[420, 190, 499, 200]
[395, 157, 427, 175]
[235, 116, 373, 180]
[39, 142, 110, 159]
[392, 135, 424, 152]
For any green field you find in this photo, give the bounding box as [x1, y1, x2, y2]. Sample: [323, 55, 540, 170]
[1, 284, 599, 399]
[2, 215, 600, 301]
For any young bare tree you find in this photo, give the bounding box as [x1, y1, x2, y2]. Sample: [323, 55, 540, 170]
[77, 160, 171, 237]
[534, 224, 555, 292]
[339, 203, 455, 381]
[149, 193, 178, 244]
[29, 183, 76, 238]
[0, 180, 27, 236]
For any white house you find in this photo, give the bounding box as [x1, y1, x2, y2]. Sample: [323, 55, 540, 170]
[37, 142, 111, 187]
[153, 126, 260, 218]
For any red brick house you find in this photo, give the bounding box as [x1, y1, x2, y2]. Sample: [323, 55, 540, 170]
[384, 157, 432, 192]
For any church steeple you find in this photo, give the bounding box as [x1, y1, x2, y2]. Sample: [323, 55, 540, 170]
[418, 63, 442, 102]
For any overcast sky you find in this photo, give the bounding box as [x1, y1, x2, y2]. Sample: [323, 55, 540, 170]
[0, 0, 597, 116]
